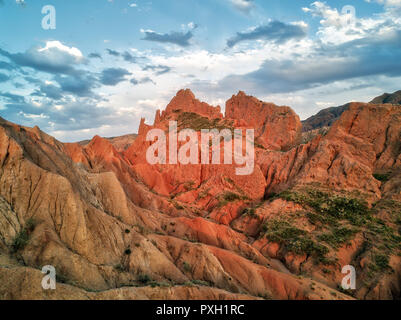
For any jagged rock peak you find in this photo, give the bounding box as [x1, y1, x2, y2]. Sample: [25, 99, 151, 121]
[164, 89, 222, 119]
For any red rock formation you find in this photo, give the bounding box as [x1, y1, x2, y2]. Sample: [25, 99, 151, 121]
[226, 91, 302, 150]
[164, 89, 223, 119]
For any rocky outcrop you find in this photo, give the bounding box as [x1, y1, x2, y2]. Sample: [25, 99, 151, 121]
[226, 91, 302, 150]
[164, 89, 223, 120]
[256, 102, 401, 201]
[124, 90, 268, 202]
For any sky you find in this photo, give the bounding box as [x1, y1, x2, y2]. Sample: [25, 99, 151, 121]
[0, 0, 401, 142]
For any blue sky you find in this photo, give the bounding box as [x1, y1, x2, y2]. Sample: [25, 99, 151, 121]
[0, 0, 401, 141]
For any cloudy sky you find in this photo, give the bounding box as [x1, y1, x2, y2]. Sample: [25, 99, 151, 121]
[0, 0, 401, 141]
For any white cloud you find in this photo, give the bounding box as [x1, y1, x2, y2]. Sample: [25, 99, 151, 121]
[302, 1, 401, 45]
[302, 1, 344, 28]
[365, 0, 401, 7]
[230, 0, 254, 13]
[38, 41, 83, 61]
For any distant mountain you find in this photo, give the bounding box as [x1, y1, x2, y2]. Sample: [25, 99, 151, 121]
[78, 133, 137, 152]
[302, 90, 401, 132]
[302, 103, 350, 132]
[370, 89, 401, 104]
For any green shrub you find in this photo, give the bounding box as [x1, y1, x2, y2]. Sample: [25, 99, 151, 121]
[173, 202, 184, 210]
[158, 281, 171, 288]
[242, 207, 257, 218]
[138, 273, 151, 284]
[183, 261, 191, 272]
[184, 181, 195, 190]
[224, 177, 234, 184]
[12, 218, 36, 252]
[373, 173, 391, 182]
[148, 281, 171, 288]
[374, 254, 390, 271]
[12, 229, 29, 252]
[223, 192, 242, 202]
[25, 218, 36, 232]
[254, 142, 266, 150]
[191, 279, 209, 286]
[114, 264, 127, 272]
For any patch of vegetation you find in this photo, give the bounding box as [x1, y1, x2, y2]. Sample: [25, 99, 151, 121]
[173, 201, 184, 210]
[260, 219, 329, 261]
[138, 273, 151, 284]
[12, 218, 36, 252]
[191, 279, 210, 286]
[306, 211, 338, 227]
[124, 229, 130, 234]
[184, 281, 195, 287]
[317, 227, 358, 248]
[258, 292, 272, 300]
[217, 191, 248, 207]
[277, 189, 370, 226]
[224, 177, 234, 185]
[55, 273, 71, 285]
[184, 181, 195, 191]
[367, 200, 401, 255]
[337, 285, 355, 297]
[198, 189, 209, 199]
[124, 248, 132, 255]
[12, 229, 30, 252]
[322, 268, 332, 275]
[253, 141, 267, 150]
[149, 281, 171, 288]
[367, 218, 401, 252]
[177, 112, 234, 132]
[242, 207, 257, 218]
[114, 264, 128, 272]
[183, 261, 192, 272]
[373, 173, 391, 182]
[135, 224, 150, 235]
[370, 253, 390, 272]
[223, 192, 243, 202]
